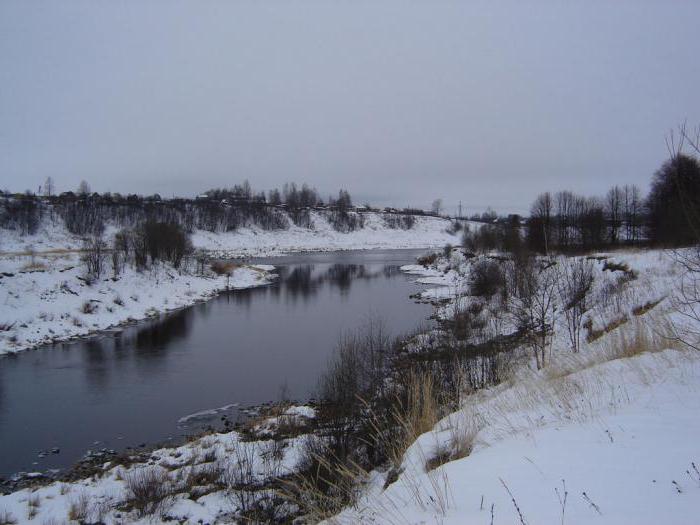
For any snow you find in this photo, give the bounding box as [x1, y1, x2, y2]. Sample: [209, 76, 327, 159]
[327, 348, 700, 525]
[190, 212, 459, 257]
[250, 404, 317, 438]
[284, 405, 316, 419]
[177, 404, 240, 425]
[0, 212, 460, 258]
[0, 253, 276, 354]
[0, 430, 308, 525]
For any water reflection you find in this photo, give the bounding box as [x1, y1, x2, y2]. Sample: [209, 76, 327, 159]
[135, 308, 193, 352]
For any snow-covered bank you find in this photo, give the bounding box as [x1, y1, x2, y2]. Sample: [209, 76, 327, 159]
[0, 404, 316, 524]
[328, 346, 700, 524]
[336, 246, 698, 525]
[188, 212, 458, 257]
[0, 253, 275, 355]
[0, 212, 460, 257]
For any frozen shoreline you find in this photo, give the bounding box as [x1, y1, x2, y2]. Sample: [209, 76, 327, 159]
[0, 259, 276, 355]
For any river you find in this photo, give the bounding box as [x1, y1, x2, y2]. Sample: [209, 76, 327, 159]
[0, 249, 433, 478]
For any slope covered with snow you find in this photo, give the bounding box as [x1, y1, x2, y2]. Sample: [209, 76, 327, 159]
[0, 212, 460, 258]
[329, 346, 700, 524]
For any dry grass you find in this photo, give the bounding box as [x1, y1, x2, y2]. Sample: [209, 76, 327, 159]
[26, 493, 41, 520]
[279, 439, 369, 524]
[122, 467, 174, 518]
[425, 415, 481, 472]
[386, 371, 442, 466]
[585, 314, 629, 343]
[607, 318, 680, 360]
[632, 298, 664, 316]
[0, 509, 16, 525]
[210, 260, 238, 276]
[20, 260, 47, 271]
[67, 492, 89, 523]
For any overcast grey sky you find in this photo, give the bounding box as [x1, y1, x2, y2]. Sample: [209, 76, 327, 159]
[1, 1, 699, 214]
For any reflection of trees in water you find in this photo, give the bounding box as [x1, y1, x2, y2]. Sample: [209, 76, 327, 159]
[82, 338, 110, 389]
[228, 287, 256, 308]
[327, 264, 362, 292]
[382, 265, 402, 278]
[283, 265, 315, 300]
[270, 263, 403, 300]
[0, 364, 5, 419]
[134, 308, 193, 353]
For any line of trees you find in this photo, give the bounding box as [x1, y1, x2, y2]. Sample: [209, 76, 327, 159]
[527, 153, 700, 252]
[459, 151, 700, 255]
[202, 181, 353, 211]
[84, 221, 194, 281]
[526, 184, 643, 253]
[0, 182, 375, 237]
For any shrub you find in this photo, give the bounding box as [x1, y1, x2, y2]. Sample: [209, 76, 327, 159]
[417, 253, 438, 267]
[123, 468, 173, 518]
[470, 259, 505, 297]
[384, 214, 415, 230]
[462, 224, 499, 253]
[81, 301, 98, 314]
[81, 236, 108, 280]
[328, 210, 364, 232]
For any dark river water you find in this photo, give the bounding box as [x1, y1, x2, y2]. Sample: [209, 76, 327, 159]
[0, 249, 433, 478]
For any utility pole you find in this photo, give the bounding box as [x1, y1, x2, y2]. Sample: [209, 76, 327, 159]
[458, 200, 462, 219]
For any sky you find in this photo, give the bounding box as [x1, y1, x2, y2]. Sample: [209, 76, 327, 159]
[1, 0, 699, 215]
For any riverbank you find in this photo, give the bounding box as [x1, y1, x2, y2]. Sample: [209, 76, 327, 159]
[328, 246, 700, 525]
[0, 252, 276, 354]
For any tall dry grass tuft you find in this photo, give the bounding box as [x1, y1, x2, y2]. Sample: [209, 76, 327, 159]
[279, 436, 369, 523]
[607, 317, 680, 361]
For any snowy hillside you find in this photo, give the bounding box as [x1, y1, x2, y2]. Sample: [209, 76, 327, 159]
[0, 211, 460, 257]
[191, 212, 460, 257]
[329, 348, 700, 525]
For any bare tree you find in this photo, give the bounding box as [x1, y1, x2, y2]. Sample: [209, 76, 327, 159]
[507, 255, 558, 369]
[665, 123, 700, 350]
[527, 192, 553, 254]
[605, 185, 623, 244]
[557, 258, 594, 352]
[555, 191, 576, 249]
[623, 184, 642, 243]
[82, 236, 108, 281]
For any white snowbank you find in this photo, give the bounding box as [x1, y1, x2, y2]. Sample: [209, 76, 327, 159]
[0, 253, 275, 354]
